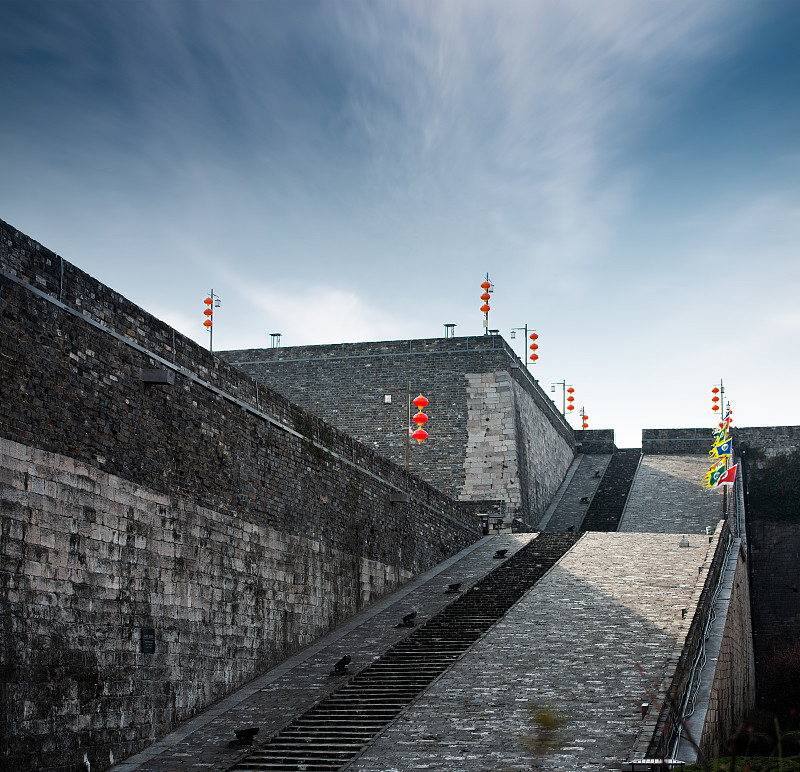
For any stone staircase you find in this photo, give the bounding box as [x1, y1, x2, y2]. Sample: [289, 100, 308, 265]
[580, 448, 642, 532]
[230, 532, 581, 772]
[540, 453, 613, 532]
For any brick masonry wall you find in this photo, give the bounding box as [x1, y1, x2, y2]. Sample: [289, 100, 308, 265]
[642, 428, 717, 455]
[219, 338, 575, 523]
[699, 548, 756, 760]
[0, 219, 480, 772]
[737, 425, 800, 459]
[748, 520, 800, 653]
[574, 428, 616, 453]
[511, 377, 575, 520]
[736, 426, 800, 691]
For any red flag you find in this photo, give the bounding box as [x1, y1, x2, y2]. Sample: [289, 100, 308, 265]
[715, 464, 738, 487]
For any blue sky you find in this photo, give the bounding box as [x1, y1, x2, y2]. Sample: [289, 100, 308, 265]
[2, 1, 799, 447]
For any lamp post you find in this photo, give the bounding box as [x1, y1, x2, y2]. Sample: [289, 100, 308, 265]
[399, 382, 430, 470]
[550, 380, 573, 416]
[479, 275, 493, 335]
[203, 290, 221, 352]
[711, 380, 724, 415]
[511, 326, 538, 368]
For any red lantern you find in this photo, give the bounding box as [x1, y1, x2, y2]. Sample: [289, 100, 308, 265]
[203, 319, 212, 328]
[529, 343, 538, 351]
[412, 428, 428, 443]
[204, 308, 213, 317]
[529, 333, 538, 341]
[567, 404, 575, 412]
[413, 394, 428, 410]
[712, 405, 719, 411]
[413, 412, 428, 426]
[712, 387, 720, 394]
[480, 279, 492, 316]
[567, 387, 574, 394]
[204, 297, 213, 306]
[530, 353, 538, 362]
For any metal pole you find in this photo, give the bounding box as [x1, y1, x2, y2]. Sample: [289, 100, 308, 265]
[405, 380, 410, 471]
[523, 324, 528, 368]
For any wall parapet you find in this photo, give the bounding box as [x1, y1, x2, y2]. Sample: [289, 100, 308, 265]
[642, 428, 714, 455]
[644, 520, 735, 760]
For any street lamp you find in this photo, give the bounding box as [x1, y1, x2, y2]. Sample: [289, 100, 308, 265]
[479, 275, 493, 334]
[203, 289, 221, 352]
[551, 380, 573, 416]
[510, 325, 538, 368]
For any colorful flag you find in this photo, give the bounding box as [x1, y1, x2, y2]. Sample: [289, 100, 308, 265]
[704, 465, 727, 488]
[714, 464, 738, 487]
[704, 458, 726, 480]
[709, 437, 732, 457]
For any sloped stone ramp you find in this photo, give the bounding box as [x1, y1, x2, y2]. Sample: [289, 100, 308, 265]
[231, 532, 581, 771]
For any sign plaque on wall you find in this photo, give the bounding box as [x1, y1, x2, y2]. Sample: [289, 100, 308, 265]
[140, 627, 156, 654]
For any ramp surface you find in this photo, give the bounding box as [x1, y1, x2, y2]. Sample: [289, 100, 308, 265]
[619, 454, 724, 533]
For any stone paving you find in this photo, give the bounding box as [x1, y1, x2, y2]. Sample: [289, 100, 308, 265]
[348, 532, 717, 772]
[619, 454, 724, 534]
[111, 534, 536, 772]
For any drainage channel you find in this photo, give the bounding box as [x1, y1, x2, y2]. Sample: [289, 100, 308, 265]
[230, 532, 581, 772]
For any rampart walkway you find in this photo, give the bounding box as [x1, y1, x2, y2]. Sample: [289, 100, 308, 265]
[112, 526, 721, 772]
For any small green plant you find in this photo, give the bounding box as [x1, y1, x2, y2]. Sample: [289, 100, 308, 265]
[518, 703, 568, 761]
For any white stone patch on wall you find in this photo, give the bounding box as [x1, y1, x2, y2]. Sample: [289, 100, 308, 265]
[360, 556, 414, 608]
[461, 372, 521, 510]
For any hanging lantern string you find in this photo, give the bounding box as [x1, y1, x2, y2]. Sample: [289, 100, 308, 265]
[412, 394, 429, 444]
[480, 276, 492, 334]
[529, 331, 539, 364]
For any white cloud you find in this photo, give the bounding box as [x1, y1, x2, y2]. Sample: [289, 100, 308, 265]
[227, 281, 405, 348]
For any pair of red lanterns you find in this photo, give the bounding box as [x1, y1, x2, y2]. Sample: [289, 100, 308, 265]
[411, 394, 429, 443]
[582, 412, 589, 430]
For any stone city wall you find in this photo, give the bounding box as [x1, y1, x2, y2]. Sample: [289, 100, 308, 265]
[219, 337, 575, 523]
[642, 428, 716, 456]
[737, 426, 800, 693]
[574, 428, 616, 453]
[699, 546, 756, 759]
[0, 219, 480, 772]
